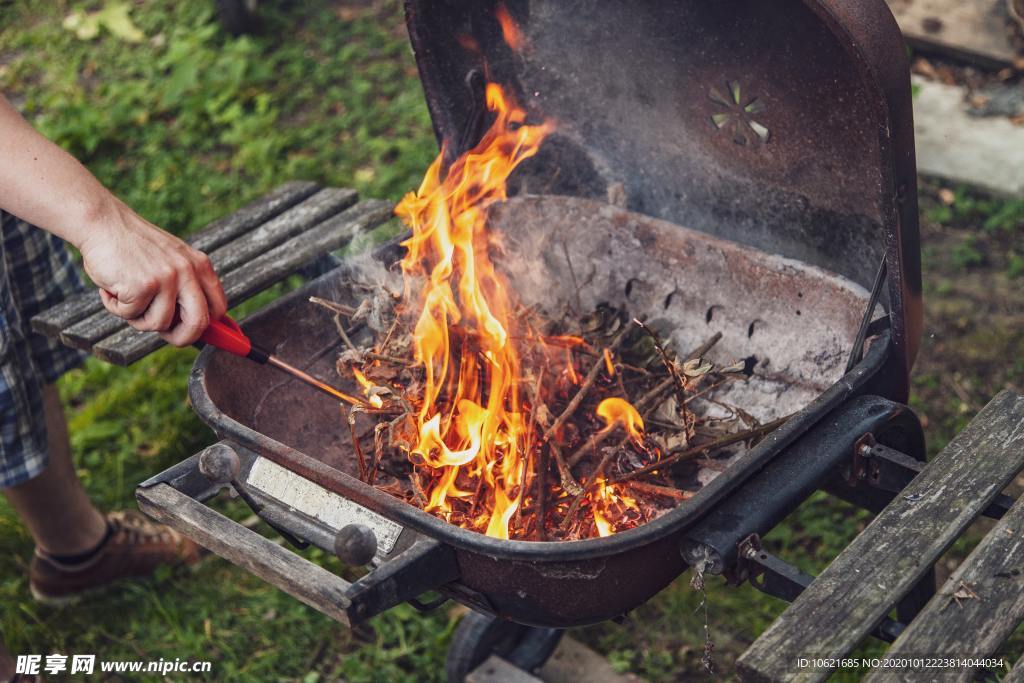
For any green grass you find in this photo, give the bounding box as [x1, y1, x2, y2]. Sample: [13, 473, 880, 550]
[1, 2, 1022, 681]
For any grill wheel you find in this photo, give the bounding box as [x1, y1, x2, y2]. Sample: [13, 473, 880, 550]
[215, 0, 257, 35]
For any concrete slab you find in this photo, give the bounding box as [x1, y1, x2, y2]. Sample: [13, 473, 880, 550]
[538, 638, 645, 683]
[466, 638, 646, 683]
[467, 656, 543, 683]
[912, 77, 1024, 197]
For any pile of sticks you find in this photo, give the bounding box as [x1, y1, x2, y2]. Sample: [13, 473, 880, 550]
[314, 294, 788, 541]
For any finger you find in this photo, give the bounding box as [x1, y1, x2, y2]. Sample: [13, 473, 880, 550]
[100, 284, 156, 321]
[160, 280, 209, 347]
[192, 253, 228, 320]
[134, 287, 178, 333]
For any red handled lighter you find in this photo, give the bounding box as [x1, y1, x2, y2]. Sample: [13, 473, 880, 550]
[199, 316, 368, 407]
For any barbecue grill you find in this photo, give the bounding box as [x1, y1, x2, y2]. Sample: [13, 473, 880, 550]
[131, 0, 931, 677]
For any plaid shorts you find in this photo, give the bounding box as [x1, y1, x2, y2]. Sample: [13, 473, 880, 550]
[0, 211, 86, 489]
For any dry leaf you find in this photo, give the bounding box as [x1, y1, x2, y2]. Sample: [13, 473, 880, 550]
[951, 580, 980, 608]
[682, 358, 713, 378]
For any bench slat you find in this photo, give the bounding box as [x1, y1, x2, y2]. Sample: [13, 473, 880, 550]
[1004, 658, 1024, 683]
[885, 0, 1020, 68]
[30, 181, 320, 337]
[58, 187, 356, 351]
[737, 390, 1024, 683]
[91, 199, 394, 365]
[864, 480, 1024, 682]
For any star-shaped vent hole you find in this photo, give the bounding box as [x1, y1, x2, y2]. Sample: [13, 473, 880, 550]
[709, 81, 770, 147]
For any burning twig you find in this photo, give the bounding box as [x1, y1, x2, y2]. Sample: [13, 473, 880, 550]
[563, 429, 639, 534]
[309, 296, 358, 317]
[552, 443, 585, 496]
[469, 469, 488, 517]
[612, 415, 792, 482]
[626, 480, 693, 501]
[346, 406, 369, 481]
[536, 445, 550, 541]
[377, 317, 400, 355]
[515, 370, 545, 529]
[566, 377, 674, 468]
[365, 352, 414, 366]
[409, 470, 429, 506]
[634, 319, 688, 401]
[513, 449, 531, 526]
[542, 324, 631, 444]
[368, 423, 387, 486]
[334, 313, 359, 354]
[558, 491, 587, 533]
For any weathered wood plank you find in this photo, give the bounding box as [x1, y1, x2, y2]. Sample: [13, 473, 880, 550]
[189, 180, 322, 252]
[30, 181, 320, 337]
[886, 0, 1021, 67]
[1005, 657, 1024, 683]
[737, 391, 1024, 683]
[864, 487, 1024, 682]
[58, 187, 356, 351]
[207, 187, 357, 274]
[92, 199, 394, 365]
[137, 482, 352, 625]
[58, 307, 126, 352]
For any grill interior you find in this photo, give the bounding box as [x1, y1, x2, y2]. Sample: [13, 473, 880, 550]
[204, 195, 870, 489]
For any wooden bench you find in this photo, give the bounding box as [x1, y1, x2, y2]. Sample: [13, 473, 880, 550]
[30, 182, 393, 365]
[884, 0, 1023, 68]
[738, 390, 1024, 682]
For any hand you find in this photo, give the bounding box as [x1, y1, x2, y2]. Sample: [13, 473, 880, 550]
[78, 199, 227, 346]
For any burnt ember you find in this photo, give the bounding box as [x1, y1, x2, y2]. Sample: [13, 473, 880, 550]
[316, 293, 786, 542]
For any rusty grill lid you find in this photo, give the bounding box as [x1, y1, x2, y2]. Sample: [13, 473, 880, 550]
[404, 0, 923, 400]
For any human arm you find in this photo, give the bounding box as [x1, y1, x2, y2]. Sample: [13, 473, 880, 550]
[0, 93, 226, 345]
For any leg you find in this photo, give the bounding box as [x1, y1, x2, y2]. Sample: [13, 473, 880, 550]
[2, 383, 106, 555]
[0, 638, 12, 681]
[0, 218, 199, 606]
[10, 381, 202, 605]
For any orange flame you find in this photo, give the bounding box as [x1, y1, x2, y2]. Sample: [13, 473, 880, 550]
[564, 348, 580, 385]
[352, 367, 384, 408]
[587, 399, 644, 536]
[592, 476, 640, 538]
[495, 4, 525, 52]
[394, 83, 553, 539]
[596, 397, 645, 442]
[388, 7, 647, 540]
[544, 335, 588, 349]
